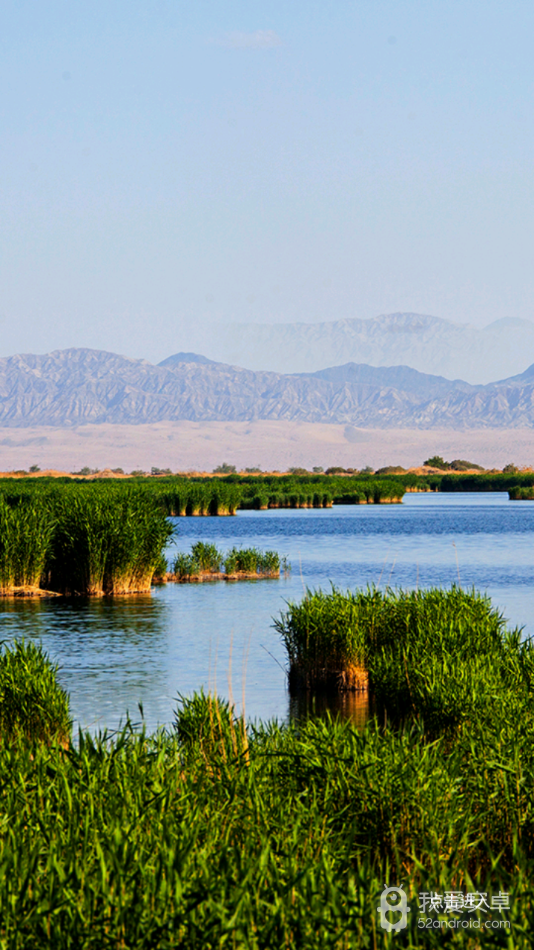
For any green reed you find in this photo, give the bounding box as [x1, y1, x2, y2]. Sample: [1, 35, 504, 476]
[275, 587, 372, 690]
[0, 677, 532, 947]
[223, 546, 286, 575]
[48, 486, 174, 594]
[173, 543, 289, 579]
[275, 585, 517, 705]
[0, 494, 55, 590]
[0, 641, 70, 745]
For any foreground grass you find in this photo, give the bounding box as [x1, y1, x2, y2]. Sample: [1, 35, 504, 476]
[0, 705, 532, 948]
[2, 585, 534, 947]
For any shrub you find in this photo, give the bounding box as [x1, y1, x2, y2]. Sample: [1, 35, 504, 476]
[213, 463, 236, 474]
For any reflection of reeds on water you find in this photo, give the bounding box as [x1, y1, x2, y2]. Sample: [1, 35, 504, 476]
[289, 689, 370, 730]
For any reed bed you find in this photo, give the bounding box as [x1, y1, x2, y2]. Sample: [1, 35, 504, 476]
[275, 585, 514, 717]
[172, 542, 289, 580]
[0, 640, 70, 745]
[0, 494, 54, 592]
[48, 486, 174, 594]
[274, 587, 370, 691]
[0, 667, 533, 946]
[509, 486, 534, 500]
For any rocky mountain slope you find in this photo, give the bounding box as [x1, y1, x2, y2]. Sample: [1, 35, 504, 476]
[1, 347, 534, 428]
[197, 312, 534, 383]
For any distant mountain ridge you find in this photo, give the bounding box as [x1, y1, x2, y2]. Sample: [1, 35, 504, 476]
[197, 312, 534, 383]
[1, 346, 534, 429]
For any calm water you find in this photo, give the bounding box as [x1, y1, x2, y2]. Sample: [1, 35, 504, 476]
[1, 492, 534, 733]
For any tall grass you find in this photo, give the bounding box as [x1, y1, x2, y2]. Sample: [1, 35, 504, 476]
[509, 486, 534, 500]
[274, 587, 371, 691]
[48, 486, 174, 594]
[275, 585, 513, 710]
[223, 546, 287, 575]
[0, 641, 71, 745]
[0, 494, 54, 591]
[172, 543, 289, 579]
[0, 676, 533, 945]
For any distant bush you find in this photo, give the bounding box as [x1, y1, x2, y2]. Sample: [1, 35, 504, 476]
[288, 467, 309, 476]
[374, 466, 406, 475]
[213, 463, 236, 474]
[423, 456, 449, 469]
[503, 462, 519, 474]
[72, 467, 99, 477]
[449, 459, 484, 472]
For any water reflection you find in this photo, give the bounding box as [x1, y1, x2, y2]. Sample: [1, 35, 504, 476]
[288, 690, 370, 730]
[0, 596, 169, 733]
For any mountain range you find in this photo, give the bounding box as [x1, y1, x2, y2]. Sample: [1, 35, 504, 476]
[195, 312, 534, 383]
[1, 346, 534, 429]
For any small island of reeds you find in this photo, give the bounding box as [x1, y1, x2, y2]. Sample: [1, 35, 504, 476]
[169, 541, 290, 582]
[275, 585, 514, 731]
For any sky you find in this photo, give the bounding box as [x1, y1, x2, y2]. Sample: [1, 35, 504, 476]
[1, 0, 534, 363]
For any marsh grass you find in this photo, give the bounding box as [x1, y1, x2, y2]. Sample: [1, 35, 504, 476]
[509, 486, 534, 500]
[49, 486, 174, 594]
[172, 544, 289, 580]
[274, 587, 371, 691]
[0, 640, 70, 745]
[0, 685, 533, 945]
[0, 495, 54, 592]
[275, 585, 516, 713]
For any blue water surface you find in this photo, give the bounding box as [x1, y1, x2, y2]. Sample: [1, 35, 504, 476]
[1, 492, 533, 732]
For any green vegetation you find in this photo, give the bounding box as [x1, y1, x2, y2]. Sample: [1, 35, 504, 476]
[48, 486, 174, 594]
[276, 586, 512, 731]
[274, 587, 369, 691]
[212, 462, 237, 474]
[0, 625, 533, 945]
[509, 486, 534, 500]
[0, 494, 55, 591]
[0, 484, 174, 596]
[0, 640, 70, 745]
[172, 542, 289, 579]
[423, 456, 484, 471]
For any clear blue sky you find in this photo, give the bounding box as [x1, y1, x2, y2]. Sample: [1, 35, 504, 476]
[1, 1, 534, 362]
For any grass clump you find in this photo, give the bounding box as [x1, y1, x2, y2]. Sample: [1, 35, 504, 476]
[275, 585, 514, 719]
[223, 546, 288, 576]
[274, 587, 371, 691]
[509, 486, 534, 500]
[49, 486, 174, 594]
[0, 641, 70, 745]
[0, 495, 55, 592]
[173, 543, 289, 580]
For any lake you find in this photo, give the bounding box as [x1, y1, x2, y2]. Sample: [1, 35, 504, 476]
[1, 492, 533, 733]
